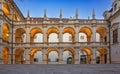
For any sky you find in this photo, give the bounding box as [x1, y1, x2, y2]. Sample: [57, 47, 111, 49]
[14, 0, 114, 19]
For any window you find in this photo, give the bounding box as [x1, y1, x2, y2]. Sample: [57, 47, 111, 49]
[113, 29, 118, 43]
[114, 4, 117, 11]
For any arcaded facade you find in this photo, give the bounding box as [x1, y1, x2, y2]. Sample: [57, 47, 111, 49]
[0, 0, 110, 64]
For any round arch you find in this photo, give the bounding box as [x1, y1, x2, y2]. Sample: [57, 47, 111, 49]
[63, 48, 75, 64]
[96, 27, 107, 42]
[97, 48, 107, 64]
[80, 48, 92, 64]
[15, 28, 26, 43]
[2, 23, 10, 42]
[30, 27, 43, 42]
[15, 48, 24, 64]
[79, 27, 92, 42]
[2, 47, 9, 64]
[29, 48, 42, 64]
[63, 27, 75, 42]
[46, 48, 59, 64]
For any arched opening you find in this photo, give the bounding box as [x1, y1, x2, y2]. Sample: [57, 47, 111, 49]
[96, 27, 107, 42]
[79, 33, 87, 42]
[46, 48, 59, 64]
[79, 27, 92, 42]
[30, 27, 43, 42]
[63, 48, 75, 64]
[15, 28, 26, 43]
[29, 49, 42, 64]
[114, 4, 117, 11]
[47, 27, 59, 42]
[63, 33, 72, 42]
[34, 33, 43, 42]
[63, 27, 75, 42]
[2, 47, 9, 64]
[79, 48, 92, 64]
[48, 33, 59, 42]
[96, 51, 100, 64]
[3, 3, 10, 17]
[2, 24, 9, 42]
[96, 33, 100, 42]
[15, 49, 24, 64]
[97, 48, 107, 64]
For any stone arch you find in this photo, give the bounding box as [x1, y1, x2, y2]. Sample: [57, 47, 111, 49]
[30, 27, 43, 42]
[79, 27, 92, 42]
[15, 28, 26, 43]
[80, 48, 92, 64]
[46, 48, 59, 64]
[2, 23, 10, 42]
[29, 48, 42, 64]
[63, 27, 75, 42]
[3, 3, 11, 17]
[47, 27, 59, 42]
[63, 48, 75, 64]
[15, 48, 24, 64]
[96, 27, 107, 42]
[97, 48, 107, 64]
[2, 47, 9, 64]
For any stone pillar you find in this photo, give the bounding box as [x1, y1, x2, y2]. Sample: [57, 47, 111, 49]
[59, 48, 63, 64]
[59, 24, 63, 42]
[74, 48, 79, 64]
[106, 49, 110, 64]
[91, 48, 96, 64]
[26, 27, 30, 43]
[24, 48, 30, 64]
[92, 25, 96, 42]
[75, 25, 79, 42]
[42, 48, 47, 64]
[43, 27, 47, 43]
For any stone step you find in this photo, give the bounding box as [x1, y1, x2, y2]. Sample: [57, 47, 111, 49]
[0, 64, 120, 74]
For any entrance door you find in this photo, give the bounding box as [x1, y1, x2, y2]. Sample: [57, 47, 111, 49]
[80, 55, 86, 64]
[67, 57, 72, 64]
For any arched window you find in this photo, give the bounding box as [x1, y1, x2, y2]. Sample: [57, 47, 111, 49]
[114, 4, 117, 11]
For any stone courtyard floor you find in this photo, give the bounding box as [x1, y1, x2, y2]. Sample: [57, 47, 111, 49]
[0, 64, 120, 74]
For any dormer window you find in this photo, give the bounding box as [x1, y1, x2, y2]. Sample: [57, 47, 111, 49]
[114, 4, 117, 11]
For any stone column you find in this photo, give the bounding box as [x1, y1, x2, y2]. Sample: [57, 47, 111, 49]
[26, 27, 30, 43]
[59, 24, 63, 42]
[75, 26, 79, 42]
[106, 49, 110, 64]
[92, 25, 96, 42]
[91, 48, 96, 64]
[42, 48, 47, 64]
[74, 48, 79, 64]
[43, 28, 47, 43]
[59, 48, 63, 64]
[24, 48, 30, 64]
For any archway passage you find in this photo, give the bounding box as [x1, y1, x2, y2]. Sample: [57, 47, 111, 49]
[79, 27, 92, 42]
[30, 27, 43, 42]
[97, 48, 107, 64]
[15, 28, 26, 43]
[63, 27, 75, 42]
[79, 48, 92, 64]
[47, 27, 59, 42]
[15, 49, 24, 64]
[29, 48, 42, 64]
[46, 48, 59, 64]
[96, 27, 107, 42]
[63, 48, 75, 64]
[2, 47, 9, 64]
[2, 24, 9, 42]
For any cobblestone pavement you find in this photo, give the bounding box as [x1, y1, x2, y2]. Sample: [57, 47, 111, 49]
[0, 64, 120, 74]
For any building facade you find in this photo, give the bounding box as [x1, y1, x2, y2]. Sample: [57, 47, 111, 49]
[0, 0, 111, 64]
[104, 0, 120, 64]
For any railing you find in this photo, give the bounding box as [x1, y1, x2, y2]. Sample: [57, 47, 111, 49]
[13, 42, 109, 48]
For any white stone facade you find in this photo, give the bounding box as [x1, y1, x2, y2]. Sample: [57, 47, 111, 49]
[0, 0, 111, 64]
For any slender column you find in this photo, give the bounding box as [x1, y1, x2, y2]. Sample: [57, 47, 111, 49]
[26, 27, 30, 43]
[74, 48, 79, 64]
[92, 25, 96, 42]
[59, 24, 63, 42]
[59, 48, 63, 64]
[91, 48, 96, 64]
[24, 49, 30, 64]
[75, 25, 79, 42]
[42, 48, 47, 64]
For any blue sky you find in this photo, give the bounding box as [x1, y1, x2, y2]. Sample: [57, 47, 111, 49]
[14, 0, 114, 19]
